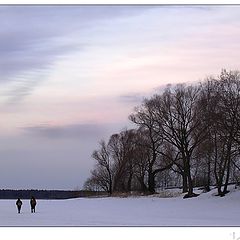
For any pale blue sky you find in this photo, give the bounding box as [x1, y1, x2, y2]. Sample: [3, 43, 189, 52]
[1, 5, 240, 189]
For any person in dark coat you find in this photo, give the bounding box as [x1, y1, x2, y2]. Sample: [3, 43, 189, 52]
[16, 198, 22, 214]
[30, 196, 37, 213]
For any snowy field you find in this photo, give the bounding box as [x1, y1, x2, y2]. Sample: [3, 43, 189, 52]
[1, 186, 240, 226]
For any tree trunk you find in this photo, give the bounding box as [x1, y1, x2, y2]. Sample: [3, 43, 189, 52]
[185, 155, 195, 196]
[137, 176, 148, 192]
[216, 173, 224, 196]
[223, 139, 233, 195]
[182, 173, 188, 193]
[108, 169, 113, 195]
[217, 185, 223, 196]
[205, 157, 211, 192]
[148, 172, 156, 194]
[223, 157, 231, 194]
[127, 173, 133, 192]
[109, 180, 113, 195]
[187, 167, 194, 195]
[214, 156, 223, 196]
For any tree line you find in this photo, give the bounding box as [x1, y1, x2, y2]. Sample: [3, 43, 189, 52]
[84, 70, 240, 198]
[0, 189, 107, 199]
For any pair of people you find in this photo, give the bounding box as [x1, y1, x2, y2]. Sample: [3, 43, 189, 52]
[16, 196, 37, 214]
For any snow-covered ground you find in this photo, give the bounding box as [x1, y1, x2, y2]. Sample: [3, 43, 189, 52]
[1, 186, 240, 226]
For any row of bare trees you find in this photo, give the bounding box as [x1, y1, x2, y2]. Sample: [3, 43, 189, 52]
[84, 70, 240, 197]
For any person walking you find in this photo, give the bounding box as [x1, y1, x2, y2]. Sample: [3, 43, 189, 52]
[16, 198, 22, 214]
[30, 196, 37, 213]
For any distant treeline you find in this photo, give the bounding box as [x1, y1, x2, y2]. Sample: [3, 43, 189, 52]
[0, 189, 107, 199]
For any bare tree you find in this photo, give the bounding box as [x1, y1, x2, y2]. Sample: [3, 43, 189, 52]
[84, 69, 240, 198]
[129, 129, 149, 192]
[150, 84, 207, 197]
[129, 100, 173, 194]
[90, 140, 113, 194]
[201, 70, 240, 196]
[83, 177, 101, 191]
[108, 129, 137, 192]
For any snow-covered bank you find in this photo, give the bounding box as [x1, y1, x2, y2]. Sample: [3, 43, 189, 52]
[0, 186, 239, 226]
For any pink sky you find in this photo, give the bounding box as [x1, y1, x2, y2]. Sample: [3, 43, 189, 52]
[0, 5, 240, 189]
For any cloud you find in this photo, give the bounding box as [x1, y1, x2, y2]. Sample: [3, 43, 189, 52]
[1, 5, 240, 190]
[118, 93, 146, 104]
[23, 123, 108, 139]
[2, 5, 238, 105]
[0, 6, 152, 103]
[118, 85, 176, 104]
[0, 5, 152, 82]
